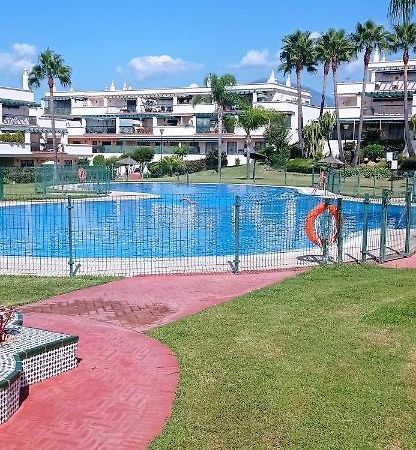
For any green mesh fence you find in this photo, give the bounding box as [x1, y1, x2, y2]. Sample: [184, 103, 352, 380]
[0, 189, 414, 277]
[34, 165, 111, 196]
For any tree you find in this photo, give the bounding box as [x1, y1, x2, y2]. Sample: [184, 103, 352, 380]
[315, 31, 332, 118]
[280, 31, 317, 157]
[388, 23, 416, 156]
[319, 111, 337, 156]
[389, 0, 416, 23]
[262, 113, 291, 166]
[173, 146, 188, 159]
[93, 155, 106, 166]
[28, 49, 71, 168]
[194, 73, 241, 179]
[351, 21, 387, 165]
[326, 29, 355, 161]
[303, 121, 324, 158]
[237, 106, 270, 179]
[130, 147, 155, 164]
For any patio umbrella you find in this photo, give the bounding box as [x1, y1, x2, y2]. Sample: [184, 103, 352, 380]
[317, 156, 345, 167]
[117, 157, 138, 166]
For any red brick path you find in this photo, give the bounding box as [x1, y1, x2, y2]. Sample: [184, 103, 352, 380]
[0, 270, 300, 450]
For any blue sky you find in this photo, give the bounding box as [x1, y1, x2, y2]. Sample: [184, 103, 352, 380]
[0, 0, 392, 94]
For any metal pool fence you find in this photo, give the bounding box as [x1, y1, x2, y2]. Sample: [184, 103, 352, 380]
[0, 190, 415, 277]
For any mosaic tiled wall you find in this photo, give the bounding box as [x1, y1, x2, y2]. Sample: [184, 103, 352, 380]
[0, 315, 79, 424]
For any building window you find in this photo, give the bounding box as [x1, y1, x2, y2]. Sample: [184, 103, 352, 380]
[20, 160, 34, 167]
[227, 142, 237, 155]
[206, 142, 218, 153]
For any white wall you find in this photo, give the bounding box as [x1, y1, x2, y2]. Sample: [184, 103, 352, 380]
[0, 87, 34, 103]
[0, 143, 31, 156]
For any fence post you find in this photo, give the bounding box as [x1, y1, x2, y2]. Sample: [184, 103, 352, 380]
[405, 188, 412, 256]
[322, 197, 330, 264]
[356, 173, 361, 195]
[311, 166, 315, 188]
[337, 196, 343, 263]
[390, 174, 394, 194]
[361, 193, 370, 263]
[379, 189, 389, 263]
[231, 195, 241, 274]
[67, 196, 75, 277]
[284, 165, 287, 185]
[186, 171, 189, 185]
[0, 167, 3, 200]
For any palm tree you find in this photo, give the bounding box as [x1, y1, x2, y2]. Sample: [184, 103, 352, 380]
[237, 107, 270, 179]
[388, 23, 416, 156]
[28, 49, 71, 167]
[194, 73, 240, 179]
[280, 31, 317, 157]
[351, 21, 387, 165]
[315, 32, 332, 118]
[389, 0, 416, 23]
[319, 111, 337, 156]
[326, 29, 355, 161]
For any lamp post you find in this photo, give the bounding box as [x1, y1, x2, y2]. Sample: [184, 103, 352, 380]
[159, 128, 164, 161]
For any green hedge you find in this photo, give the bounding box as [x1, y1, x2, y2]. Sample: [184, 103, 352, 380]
[285, 158, 316, 173]
[3, 167, 35, 183]
[184, 159, 206, 173]
[0, 132, 25, 145]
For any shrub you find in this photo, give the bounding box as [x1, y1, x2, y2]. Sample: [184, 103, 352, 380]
[363, 144, 385, 161]
[4, 167, 35, 183]
[288, 143, 302, 159]
[206, 150, 228, 171]
[400, 157, 416, 171]
[93, 155, 106, 166]
[173, 146, 188, 158]
[160, 155, 186, 176]
[184, 159, 206, 173]
[285, 158, 316, 173]
[343, 142, 356, 165]
[341, 163, 392, 179]
[0, 131, 25, 145]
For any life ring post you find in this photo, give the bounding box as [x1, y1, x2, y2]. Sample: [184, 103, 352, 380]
[336, 196, 343, 264]
[322, 198, 330, 264]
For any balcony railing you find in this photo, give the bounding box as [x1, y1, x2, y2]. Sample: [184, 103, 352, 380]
[2, 115, 36, 126]
[363, 105, 405, 117]
[119, 126, 153, 135]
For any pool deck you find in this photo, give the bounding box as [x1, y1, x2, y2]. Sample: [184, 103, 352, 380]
[0, 270, 300, 450]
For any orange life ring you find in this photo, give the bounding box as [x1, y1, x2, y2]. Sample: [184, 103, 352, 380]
[305, 203, 339, 247]
[77, 168, 87, 183]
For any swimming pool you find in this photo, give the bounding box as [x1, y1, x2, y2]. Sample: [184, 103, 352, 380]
[0, 183, 406, 262]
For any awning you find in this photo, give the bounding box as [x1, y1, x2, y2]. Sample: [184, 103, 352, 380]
[366, 91, 413, 99]
[0, 98, 40, 107]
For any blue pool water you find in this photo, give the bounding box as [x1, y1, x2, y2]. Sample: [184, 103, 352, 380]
[0, 183, 407, 259]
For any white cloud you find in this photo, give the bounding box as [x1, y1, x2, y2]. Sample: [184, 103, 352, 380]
[0, 42, 36, 74]
[12, 43, 36, 57]
[233, 49, 274, 68]
[310, 31, 322, 39]
[127, 55, 202, 81]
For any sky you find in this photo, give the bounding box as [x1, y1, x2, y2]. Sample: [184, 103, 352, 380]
[0, 0, 394, 96]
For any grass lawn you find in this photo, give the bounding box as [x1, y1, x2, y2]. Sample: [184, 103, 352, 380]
[150, 265, 416, 450]
[0, 275, 116, 307]
[142, 165, 408, 198]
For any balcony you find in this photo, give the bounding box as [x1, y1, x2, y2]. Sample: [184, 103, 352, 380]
[363, 105, 404, 117]
[119, 126, 153, 135]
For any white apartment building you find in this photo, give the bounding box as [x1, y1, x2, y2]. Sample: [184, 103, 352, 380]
[0, 70, 92, 167]
[45, 71, 320, 164]
[337, 49, 416, 146]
